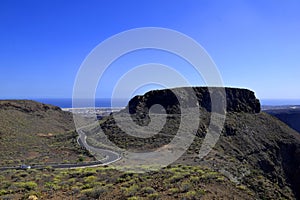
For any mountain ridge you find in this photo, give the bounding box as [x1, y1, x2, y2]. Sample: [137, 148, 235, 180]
[91, 86, 300, 199]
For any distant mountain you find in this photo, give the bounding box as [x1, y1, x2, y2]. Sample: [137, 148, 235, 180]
[0, 100, 93, 166]
[89, 87, 300, 199]
[263, 106, 300, 133]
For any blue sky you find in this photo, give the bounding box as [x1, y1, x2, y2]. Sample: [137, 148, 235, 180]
[0, 0, 299, 100]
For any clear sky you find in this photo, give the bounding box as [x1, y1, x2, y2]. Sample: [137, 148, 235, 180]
[0, 0, 299, 100]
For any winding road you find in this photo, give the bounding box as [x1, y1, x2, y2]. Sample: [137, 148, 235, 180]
[0, 129, 121, 171]
[77, 129, 121, 165]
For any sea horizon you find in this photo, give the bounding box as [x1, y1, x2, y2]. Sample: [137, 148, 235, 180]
[23, 98, 300, 108]
[1, 98, 299, 108]
[32, 98, 128, 108]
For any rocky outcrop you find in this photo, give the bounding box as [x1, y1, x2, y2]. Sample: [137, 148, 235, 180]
[128, 87, 260, 114]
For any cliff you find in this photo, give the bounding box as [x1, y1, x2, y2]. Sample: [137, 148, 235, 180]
[128, 87, 261, 114]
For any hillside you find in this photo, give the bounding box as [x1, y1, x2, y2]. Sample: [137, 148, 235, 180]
[0, 100, 93, 166]
[1, 89, 300, 200]
[264, 106, 300, 133]
[88, 87, 300, 199]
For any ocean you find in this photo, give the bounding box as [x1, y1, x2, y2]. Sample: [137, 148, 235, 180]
[33, 98, 300, 109]
[260, 99, 300, 106]
[33, 98, 128, 108]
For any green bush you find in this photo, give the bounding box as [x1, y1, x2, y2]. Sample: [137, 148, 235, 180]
[169, 187, 180, 194]
[124, 184, 139, 197]
[44, 182, 59, 190]
[190, 175, 200, 183]
[141, 186, 155, 194]
[147, 193, 159, 199]
[168, 174, 185, 183]
[127, 197, 140, 200]
[14, 181, 37, 190]
[180, 181, 191, 193]
[81, 187, 107, 199]
[183, 190, 197, 200]
[0, 189, 9, 195]
[84, 175, 97, 183]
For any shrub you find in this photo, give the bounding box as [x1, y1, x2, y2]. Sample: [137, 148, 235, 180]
[14, 181, 37, 190]
[84, 175, 97, 183]
[141, 186, 155, 194]
[201, 171, 219, 180]
[168, 174, 185, 183]
[197, 189, 206, 195]
[124, 184, 139, 197]
[19, 172, 28, 178]
[81, 187, 107, 199]
[1, 181, 11, 189]
[0, 189, 9, 195]
[117, 177, 127, 183]
[236, 185, 246, 190]
[190, 176, 200, 183]
[183, 190, 197, 200]
[147, 193, 159, 200]
[71, 186, 80, 194]
[127, 197, 140, 200]
[78, 155, 85, 162]
[67, 178, 76, 185]
[169, 187, 180, 194]
[180, 181, 191, 193]
[44, 182, 59, 190]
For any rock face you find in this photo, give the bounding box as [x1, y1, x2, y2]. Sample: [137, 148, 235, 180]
[128, 87, 261, 114]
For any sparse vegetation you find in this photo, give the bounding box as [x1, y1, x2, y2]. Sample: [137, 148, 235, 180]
[0, 100, 95, 166]
[0, 164, 255, 199]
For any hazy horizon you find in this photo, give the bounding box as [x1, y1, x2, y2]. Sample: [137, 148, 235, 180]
[1, 97, 299, 109]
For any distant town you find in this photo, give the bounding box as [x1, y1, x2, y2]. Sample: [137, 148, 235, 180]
[62, 107, 124, 119]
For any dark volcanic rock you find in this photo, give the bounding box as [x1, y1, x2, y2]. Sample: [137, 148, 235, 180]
[128, 87, 260, 114]
[223, 87, 261, 113]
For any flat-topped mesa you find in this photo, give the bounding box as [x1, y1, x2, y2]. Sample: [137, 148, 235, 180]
[128, 87, 261, 114]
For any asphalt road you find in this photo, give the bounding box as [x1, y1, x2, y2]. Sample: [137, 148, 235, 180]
[0, 129, 121, 171]
[0, 161, 104, 171]
[77, 129, 121, 165]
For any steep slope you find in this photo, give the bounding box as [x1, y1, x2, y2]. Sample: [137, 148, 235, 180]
[264, 107, 300, 133]
[0, 100, 93, 166]
[205, 112, 300, 199]
[89, 87, 300, 199]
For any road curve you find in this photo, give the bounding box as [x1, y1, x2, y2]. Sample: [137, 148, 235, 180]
[77, 129, 121, 165]
[0, 129, 121, 171]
